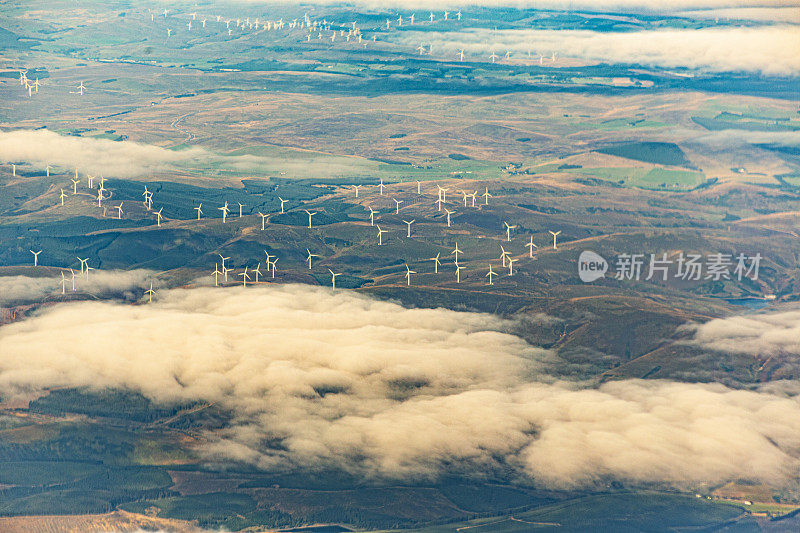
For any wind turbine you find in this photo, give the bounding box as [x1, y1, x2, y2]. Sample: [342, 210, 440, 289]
[252, 263, 262, 283]
[451, 242, 462, 262]
[526, 236, 538, 258]
[77, 257, 88, 274]
[59, 189, 67, 206]
[77, 81, 85, 95]
[45, 164, 51, 177]
[454, 263, 465, 283]
[436, 184, 448, 202]
[353, 185, 361, 198]
[212, 264, 222, 286]
[69, 268, 76, 291]
[507, 258, 518, 276]
[460, 190, 469, 207]
[500, 245, 510, 267]
[70, 178, 80, 194]
[376, 225, 387, 245]
[490, 51, 499, 63]
[195, 203, 203, 220]
[410, 13, 415, 24]
[393, 198, 403, 214]
[237, 202, 245, 217]
[328, 268, 341, 291]
[378, 178, 385, 195]
[155, 207, 164, 227]
[238, 266, 251, 287]
[368, 206, 377, 226]
[416, 180, 422, 195]
[257, 212, 268, 230]
[444, 208, 454, 227]
[458, 49, 465, 62]
[115, 202, 123, 219]
[503, 221, 517, 242]
[481, 188, 492, 205]
[404, 264, 416, 286]
[278, 197, 287, 214]
[145, 282, 155, 303]
[219, 254, 230, 281]
[486, 265, 497, 285]
[30, 250, 42, 267]
[457, 10, 462, 20]
[306, 248, 320, 270]
[59, 271, 67, 294]
[97, 188, 104, 207]
[268, 257, 278, 278]
[417, 44, 426, 55]
[218, 202, 229, 223]
[87, 175, 95, 188]
[435, 198, 445, 212]
[304, 209, 317, 228]
[429, 252, 441, 273]
[549, 230, 561, 250]
[403, 219, 415, 237]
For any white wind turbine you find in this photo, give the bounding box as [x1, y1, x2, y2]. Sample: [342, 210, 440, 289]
[376, 225, 387, 245]
[500, 245, 510, 267]
[30, 250, 42, 267]
[145, 282, 156, 303]
[403, 219, 415, 237]
[304, 209, 317, 228]
[490, 51, 499, 63]
[59, 189, 67, 206]
[444, 208, 454, 227]
[469, 191, 478, 207]
[458, 49, 465, 62]
[219, 202, 229, 223]
[454, 263, 465, 283]
[258, 212, 268, 230]
[526, 236, 538, 258]
[278, 197, 287, 213]
[451, 242, 462, 262]
[115, 202, 124, 219]
[77, 81, 85, 95]
[429, 252, 441, 273]
[237, 202, 245, 217]
[268, 257, 278, 278]
[219, 254, 230, 280]
[69, 268, 76, 291]
[238, 266, 251, 287]
[45, 164, 51, 177]
[306, 248, 320, 269]
[503, 221, 516, 242]
[252, 263, 263, 283]
[507, 258, 518, 276]
[368, 206, 377, 226]
[87, 175, 95, 188]
[549, 230, 561, 250]
[436, 184, 448, 202]
[212, 263, 222, 286]
[393, 198, 403, 214]
[416, 180, 422, 195]
[378, 178, 385, 195]
[97, 188, 104, 207]
[404, 264, 416, 286]
[460, 190, 469, 207]
[352, 185, 362, 198]
[77, 257, 88, 274]
[59, 271, 67, 294]
[485, 264, 497, 285]
[435, 198, 445, 212]
[71, 178, 80, 194]
[195, 203, 203, 220]
[155, 207, 164, 227]
[328, 268, 341, 291]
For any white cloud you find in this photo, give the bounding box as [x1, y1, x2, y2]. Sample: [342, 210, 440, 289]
[0, 285, 798, 489]
[396, 25, 800, 76]
[684, 309, 800, 357]
[0, 270, 157, 305]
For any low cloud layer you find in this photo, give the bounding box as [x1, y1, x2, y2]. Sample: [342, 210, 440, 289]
[0, 130, 383, 180]
[398, 25, 800, 76]
[0, 270, 157, 306]
[0, 285, 798, 489]
[685, 309, 800, 357]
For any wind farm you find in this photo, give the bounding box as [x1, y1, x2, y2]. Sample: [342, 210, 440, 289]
[1, 1, 799, 532]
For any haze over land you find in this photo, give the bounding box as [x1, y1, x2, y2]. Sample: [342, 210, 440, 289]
[1, 0, 799, 530]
